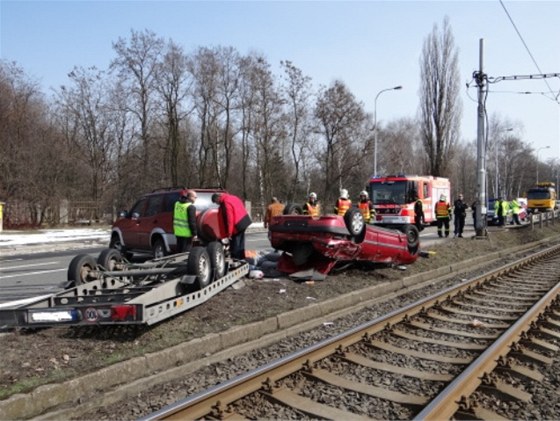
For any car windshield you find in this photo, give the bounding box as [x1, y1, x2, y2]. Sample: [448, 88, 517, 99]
[195, 192, 218, 211]
[528, 190, 552, 200]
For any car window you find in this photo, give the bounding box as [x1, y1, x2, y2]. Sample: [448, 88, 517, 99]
[130, 198, 148, 217]
[163, 192, 181, 212]
[145, 195, 164, 217]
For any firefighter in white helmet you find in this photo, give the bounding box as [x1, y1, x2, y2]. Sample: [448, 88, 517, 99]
[357, 190, 375, 223]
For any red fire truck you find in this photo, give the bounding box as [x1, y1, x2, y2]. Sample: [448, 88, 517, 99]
[367, 174, 451, 229]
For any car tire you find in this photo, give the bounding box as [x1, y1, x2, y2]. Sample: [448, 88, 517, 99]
[109, 234, 133, 260]
[97, 248, 123, 271]
[152, 238, 167, 259]
[187, 246, 212, 290]
[207, 241, 226, 280]
[404, 224, 420, 255]
[344, 208, 365, 237]
[67, 254, 97, 286]
[283, 203, 304, 215]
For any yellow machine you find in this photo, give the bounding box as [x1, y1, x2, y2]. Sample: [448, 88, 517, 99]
[527, 182, 557, 213]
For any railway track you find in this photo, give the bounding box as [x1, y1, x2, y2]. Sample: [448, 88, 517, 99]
[141, 244, 560, 420]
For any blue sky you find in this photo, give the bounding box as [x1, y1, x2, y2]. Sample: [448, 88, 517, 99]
[1, 0, 559, 161]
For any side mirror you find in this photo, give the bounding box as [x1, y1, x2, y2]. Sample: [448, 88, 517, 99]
[118, 210, 129, 218]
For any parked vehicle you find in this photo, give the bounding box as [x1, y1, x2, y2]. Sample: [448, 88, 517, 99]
[487, 197, 528, 225]
[268, 208, 420, 275]
[367, 174, 451, 230]
[110, 187, 225, 259]
[527, 182, 557, 213]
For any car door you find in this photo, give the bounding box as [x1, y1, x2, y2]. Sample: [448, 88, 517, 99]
[136, 194, 165, 250]
[120, 197, 148, 249]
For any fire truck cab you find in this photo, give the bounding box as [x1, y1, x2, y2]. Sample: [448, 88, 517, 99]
[368, 174, 451, 229]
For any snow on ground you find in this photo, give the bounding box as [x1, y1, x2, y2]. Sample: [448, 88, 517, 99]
[0, 228, 110, 246]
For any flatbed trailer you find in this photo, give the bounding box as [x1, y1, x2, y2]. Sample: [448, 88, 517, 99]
[0, 244, 248, 329]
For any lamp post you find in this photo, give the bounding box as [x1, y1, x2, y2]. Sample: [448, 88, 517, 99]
[536, 145, 550, 184]
[373, 85, 402, 176]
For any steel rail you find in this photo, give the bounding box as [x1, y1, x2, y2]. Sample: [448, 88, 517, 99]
[141, 244, 560, 420]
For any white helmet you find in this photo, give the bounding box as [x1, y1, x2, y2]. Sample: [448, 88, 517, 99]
[309, 192, 317, 200]
[340, 189, 349, 199]
[359, 190, 368, 198]
[440, 194, 446, 201]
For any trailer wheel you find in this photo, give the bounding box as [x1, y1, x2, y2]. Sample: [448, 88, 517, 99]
[404, 224, 420, 255]
[207, 241, 226, 280]
[68, 254, 98, 286]
[97, 248, 123, 271]
[187, 246, 212, 289]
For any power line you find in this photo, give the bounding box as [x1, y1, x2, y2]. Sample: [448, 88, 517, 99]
[499, 0, 559, 104]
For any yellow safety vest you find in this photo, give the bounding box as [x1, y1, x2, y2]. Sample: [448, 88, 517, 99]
[173, 202, 192, 237]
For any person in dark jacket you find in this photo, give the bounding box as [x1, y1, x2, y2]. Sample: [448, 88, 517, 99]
[414, 195, 424, 232]
[453, 193, 468, 237]
[212, 192, 252, 260]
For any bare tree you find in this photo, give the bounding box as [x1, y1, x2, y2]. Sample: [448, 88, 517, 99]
[111, 29, 164, 185]
[314, 80, 369, 202]
[418, 16, 462, 176]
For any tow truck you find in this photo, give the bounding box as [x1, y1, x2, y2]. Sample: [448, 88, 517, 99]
[0, 242, 248, 329]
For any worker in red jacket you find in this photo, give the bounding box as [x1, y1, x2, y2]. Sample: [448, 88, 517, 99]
[211, 192, 253, 260]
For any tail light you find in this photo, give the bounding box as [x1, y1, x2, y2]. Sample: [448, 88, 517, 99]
[111, 305, 137, 321]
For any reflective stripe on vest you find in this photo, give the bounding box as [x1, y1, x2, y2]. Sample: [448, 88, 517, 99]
[336, 199, 351, 216]
[435, 201, 449, 218]
[306, 202, 320, 217]
[173, 202, 192, 237]
[358, 202, 370, 221]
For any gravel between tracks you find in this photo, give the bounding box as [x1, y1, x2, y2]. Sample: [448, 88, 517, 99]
[2, 224, 560, 419]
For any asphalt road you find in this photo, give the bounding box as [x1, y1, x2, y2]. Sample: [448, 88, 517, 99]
[0, 223, 468, 306]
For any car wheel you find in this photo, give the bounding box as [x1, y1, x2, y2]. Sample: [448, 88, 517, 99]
[404, 224, 420, 255]
[97, 248, 123, 271]
[67, 254, 98, 286]
[187, 246, 212, 290]
[283, 203, 304, 215]
[152, 238, 167, 259]
[344, 208, 365, 237]
[207, 241, 226, 280]
[109, 234, 133, 260]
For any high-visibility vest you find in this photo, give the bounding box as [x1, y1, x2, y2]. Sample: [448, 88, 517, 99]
[336, 198, 352, 216]
[435, 201, 450, 218]
[358, 201, 371, 221]
[173, 202, 192, 237]
[305, 202, 321, 217]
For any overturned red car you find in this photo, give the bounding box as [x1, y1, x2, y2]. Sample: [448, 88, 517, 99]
[268, 208, 420, 276]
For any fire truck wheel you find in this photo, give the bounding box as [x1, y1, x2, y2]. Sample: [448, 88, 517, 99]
[207, 241, 226, 280]
[404, 224, 420, 254]
[68, 254, 98, 286]
[283, 203, 304, 215]
[97, 248, 123, 271]
[187, 246, 212, 290]
[344, 208, 365, 238]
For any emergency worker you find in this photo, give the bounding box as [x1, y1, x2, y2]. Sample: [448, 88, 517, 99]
[334, 189, 352, 216]
[357, 190, 375, 223]
[303, 192, 321, 217]
[173, 189, 197, 253]
[510, 198, 522, 225]
[453, 193, 468, 238]
[435, 194, 452, 238]
[263, 197, 284, 229]
[414, 195, 424, 232]
[495, 197, 508, 226]
[211, 192, 252, 260]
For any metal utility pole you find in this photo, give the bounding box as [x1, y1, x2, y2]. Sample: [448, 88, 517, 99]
[373, 85, 402, 177]
[474, 39, 487, 237]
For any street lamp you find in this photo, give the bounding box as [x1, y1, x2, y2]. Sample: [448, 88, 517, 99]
[373, 85, 402, 176]
[536, 145, 551, 184]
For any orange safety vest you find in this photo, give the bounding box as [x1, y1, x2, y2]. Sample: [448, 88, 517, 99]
[435, 201, 450, 218]
[305, 202, 321, 217]
[358, 201, 371, 221]
[336, 198, 352, 216]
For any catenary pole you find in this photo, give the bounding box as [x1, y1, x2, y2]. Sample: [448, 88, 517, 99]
[475, 39, 487, 237]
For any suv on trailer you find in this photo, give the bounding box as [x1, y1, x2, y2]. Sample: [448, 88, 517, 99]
[110, 187, 225, 259]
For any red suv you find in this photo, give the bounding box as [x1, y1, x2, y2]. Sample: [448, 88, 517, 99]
[110, 187, 225, 259]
